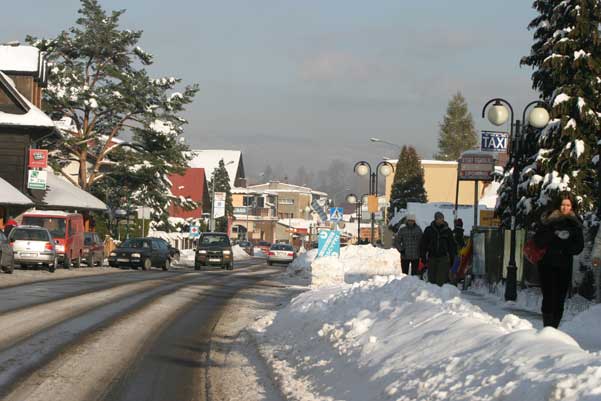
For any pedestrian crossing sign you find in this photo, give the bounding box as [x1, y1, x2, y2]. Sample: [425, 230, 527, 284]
[329, 207, 343, 222]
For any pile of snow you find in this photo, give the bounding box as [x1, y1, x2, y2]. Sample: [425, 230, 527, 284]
[232, 244, 251, 260]
[252, 274, 601, 401]
[178, 249, 195, 267]
[287, 245, 401, 287]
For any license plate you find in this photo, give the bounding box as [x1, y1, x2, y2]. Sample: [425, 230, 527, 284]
[21, 252, 36, 257]
[117, 258, 129, 262]
[209, 258, 221, 262]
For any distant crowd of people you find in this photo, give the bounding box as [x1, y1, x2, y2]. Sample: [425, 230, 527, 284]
[393, 193, 585, 329]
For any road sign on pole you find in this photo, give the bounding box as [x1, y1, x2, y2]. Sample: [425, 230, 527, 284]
[329, 207, 343, 222]
[481, 130, 509, 153]
[317, 229, 340, 257]
[189, 225, 200, 238]
[458, 152, 494, 181]
[214, 192, 226, 218]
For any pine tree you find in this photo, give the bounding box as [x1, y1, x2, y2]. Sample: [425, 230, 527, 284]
[387, 146, 427, 223]
[26, 0, 198, 229]
[210, 159, 234, 232]
[435, 92, 478, 161]
[513, 0, 601, 226]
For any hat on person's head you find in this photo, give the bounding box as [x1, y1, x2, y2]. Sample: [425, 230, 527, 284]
[405, 213, 416, 222]
[434, 211, 444, 220]
[455, 218, 463, 227]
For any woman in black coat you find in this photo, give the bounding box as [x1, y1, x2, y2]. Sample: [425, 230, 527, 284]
[533, 194, 584, 328]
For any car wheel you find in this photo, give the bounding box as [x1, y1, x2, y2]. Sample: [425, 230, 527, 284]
[74, 254, 81, 268]
[49, 257, 57, 273]
[142, 258, 151, 270]
[267, 261, 273, 266]
[194, 261, 202, 271]
[4, 260, 14, 274]
[173, 252, 180, 263]
[63, 255, 71, 269]
[87, 255, 95, 268]
[228, 263, 233, 270]
[162, 258, 170, 271]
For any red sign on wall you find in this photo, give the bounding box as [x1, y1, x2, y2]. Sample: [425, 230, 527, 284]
[28, 149, 48, 168]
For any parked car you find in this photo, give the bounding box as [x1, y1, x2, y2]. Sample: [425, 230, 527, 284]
[8, 226, 57, 272]
[22, 211, 84, 269]
[195, 232, 233, 270]
[253, 240, 272, 256]
[108, 237, 171, 270]
[0, 231, 14, 274]
[83, 232, 104, 267]
[237, 240, 253, 255]
[267, 243, 296, 265]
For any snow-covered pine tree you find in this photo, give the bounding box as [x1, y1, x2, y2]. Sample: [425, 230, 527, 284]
[210, 159, 234, 233]
[515, 0, 601, 227]
[387, 146, 427, 224]
[26, 0, 199, 229]
[435, 92, 478, 161]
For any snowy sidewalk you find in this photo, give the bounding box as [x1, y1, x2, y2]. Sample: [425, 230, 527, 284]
[251, 245, 601, 401]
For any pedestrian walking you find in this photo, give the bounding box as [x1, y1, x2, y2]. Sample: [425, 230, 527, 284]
[394, 214, 423, 276]
[420, 211, 456, 286]
[533, 193, 583, 328]
[453, 218, 466, 249]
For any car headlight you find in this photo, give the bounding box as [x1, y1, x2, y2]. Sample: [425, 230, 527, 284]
[198, 250, 207, 254]
[131, 253, 141, 258]
[110, 252, 117, 257]
[223, 250, 231, 255]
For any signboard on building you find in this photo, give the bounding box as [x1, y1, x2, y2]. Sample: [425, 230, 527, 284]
[480, 210, 501, 227]
[317, 229, 341, 257]
[27, 169, 47, 190]
[214, 192, 226, 218]
[481, 130, 509, 153]
[458, 152, 494, 181]
[28, 149, 48, 168]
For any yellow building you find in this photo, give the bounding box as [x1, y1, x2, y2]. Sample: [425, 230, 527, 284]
[385, 160, 487, 206]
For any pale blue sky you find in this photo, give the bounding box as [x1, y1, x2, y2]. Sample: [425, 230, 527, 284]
[3, 1, 538, 177]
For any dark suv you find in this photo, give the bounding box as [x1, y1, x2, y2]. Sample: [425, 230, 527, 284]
[108, 237, 171, 270]
[195, 233, 233, 270]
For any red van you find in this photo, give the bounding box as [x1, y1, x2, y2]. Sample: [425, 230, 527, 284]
[22, 211, 85, 268]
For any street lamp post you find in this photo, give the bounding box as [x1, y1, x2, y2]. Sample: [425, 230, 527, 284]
[353, 161, 394, 245]
[346, 193, 361, 243]
[481, 98, 550, 302]
[370, 137, 402, 151]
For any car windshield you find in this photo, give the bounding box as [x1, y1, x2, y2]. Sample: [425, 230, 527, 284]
[84, 233, 94, 245]
[200, 235, 230, 246]
[22, 217, 66, 238]
[271, 244, 293, 251]
[239, 241, 250, 246]
[10, 228, 50, 241]
[121, 239, 150, 248]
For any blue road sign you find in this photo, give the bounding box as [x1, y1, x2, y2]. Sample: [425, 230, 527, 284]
[481, 130, 509, 153]
[329, 207, 344, 222]
[317, 229, 341, 257]
[311, 199, 328, 223]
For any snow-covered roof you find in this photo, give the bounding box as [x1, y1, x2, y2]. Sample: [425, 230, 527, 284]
[0, 43, 41, 73]
[187, 149, 242, 189]
[231, 187, 277, 196]
[0, 177, 33, 206]
[0, 71, 55, 128]
[30, 170, 107, 211]
[22, 210, 79, 217]
[248, 181, 327, 197]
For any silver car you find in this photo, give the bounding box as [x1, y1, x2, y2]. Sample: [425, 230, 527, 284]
[267, 243, 296, 265]
[8, 226, 57, 272]
[0, 231, 14, 274]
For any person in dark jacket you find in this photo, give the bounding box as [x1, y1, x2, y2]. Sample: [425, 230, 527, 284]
[533, 194, 584, 328]
[453, 218, 466, 249]
[394, 214, 423, 276]
[420, 211, 457, 286]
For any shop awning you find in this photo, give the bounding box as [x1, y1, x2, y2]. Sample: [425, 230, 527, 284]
[0, 177, 33, 206]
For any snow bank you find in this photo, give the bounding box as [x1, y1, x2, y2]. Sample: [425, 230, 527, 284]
[286, 245, 401, 287]
[252, 275, 601, 401]
[179, 249, 195, 267]
[232, 244, 251, 260]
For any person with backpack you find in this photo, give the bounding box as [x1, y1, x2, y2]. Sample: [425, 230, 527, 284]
[420, 211, 457, 286]
[533, 193, 583, 328]
[394, 214, 422, 276]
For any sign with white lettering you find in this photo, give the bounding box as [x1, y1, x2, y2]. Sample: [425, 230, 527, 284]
[458, 152, 494, 181]
[481, 130, 509, 153]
